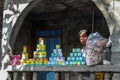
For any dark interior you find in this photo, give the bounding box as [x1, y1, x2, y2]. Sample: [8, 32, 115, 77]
[15, 0, 110, 58]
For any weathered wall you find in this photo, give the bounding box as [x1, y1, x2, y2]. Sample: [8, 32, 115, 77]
[2, 0, 33, 56]
[14, 20, 32, 56]
[92, 0, 120, 52]
[0, 0, 3, 68]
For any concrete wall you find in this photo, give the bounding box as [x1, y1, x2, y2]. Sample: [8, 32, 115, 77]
[0, 0, 3, 68]
[14, 20, 32, 56]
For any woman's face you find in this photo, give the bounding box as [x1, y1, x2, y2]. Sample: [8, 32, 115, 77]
[79, 32, 88, 46]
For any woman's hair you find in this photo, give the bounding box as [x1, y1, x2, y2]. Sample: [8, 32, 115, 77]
[78, 29, 91, 37]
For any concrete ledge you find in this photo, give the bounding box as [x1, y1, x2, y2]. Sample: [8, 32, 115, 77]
[6, 65, 120, 72]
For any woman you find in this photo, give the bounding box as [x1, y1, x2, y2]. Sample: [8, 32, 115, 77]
[78, 29, 91, 57]
[78, 29, 91, 80]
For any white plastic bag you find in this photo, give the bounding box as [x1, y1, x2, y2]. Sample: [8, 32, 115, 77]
[85, 32, 107, 66]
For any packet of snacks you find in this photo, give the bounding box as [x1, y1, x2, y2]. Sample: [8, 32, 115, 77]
[11, 55, 21, 66]
[85, 32, 107, 66]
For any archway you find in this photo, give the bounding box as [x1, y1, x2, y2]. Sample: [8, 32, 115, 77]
[8, 1, 110, 80]
[8, 0, 110, 55]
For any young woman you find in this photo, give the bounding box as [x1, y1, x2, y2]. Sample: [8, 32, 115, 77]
[78, 29, 91, 57]
[78, 29, 91, 80]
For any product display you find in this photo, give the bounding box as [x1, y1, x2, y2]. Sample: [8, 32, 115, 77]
[20, 43, 86, 66]
[34, 38, 47, 58]
[22, 46, 28, 60]
[20, 37, 48, 66]
[11, 33, 107, 80]
[48, 45, 65, 66]
[66, 48, 86, 66]
[33, 37, 48, 66]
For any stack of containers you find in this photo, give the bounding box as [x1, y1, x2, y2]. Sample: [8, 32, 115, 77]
[21, 38, 48, 66]
[20, 46, 28, 65]
[33, 37, 48, 66]
[21, 46, 28, 60]
[66, 48, 86, 66]
[48, 45, 65, 66]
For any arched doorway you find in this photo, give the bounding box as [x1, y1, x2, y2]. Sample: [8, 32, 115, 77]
[9, 0, 110, 55]
[8, 0, 110, 80]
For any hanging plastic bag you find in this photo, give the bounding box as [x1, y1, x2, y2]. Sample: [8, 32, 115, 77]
[85, 32, 107, 66]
